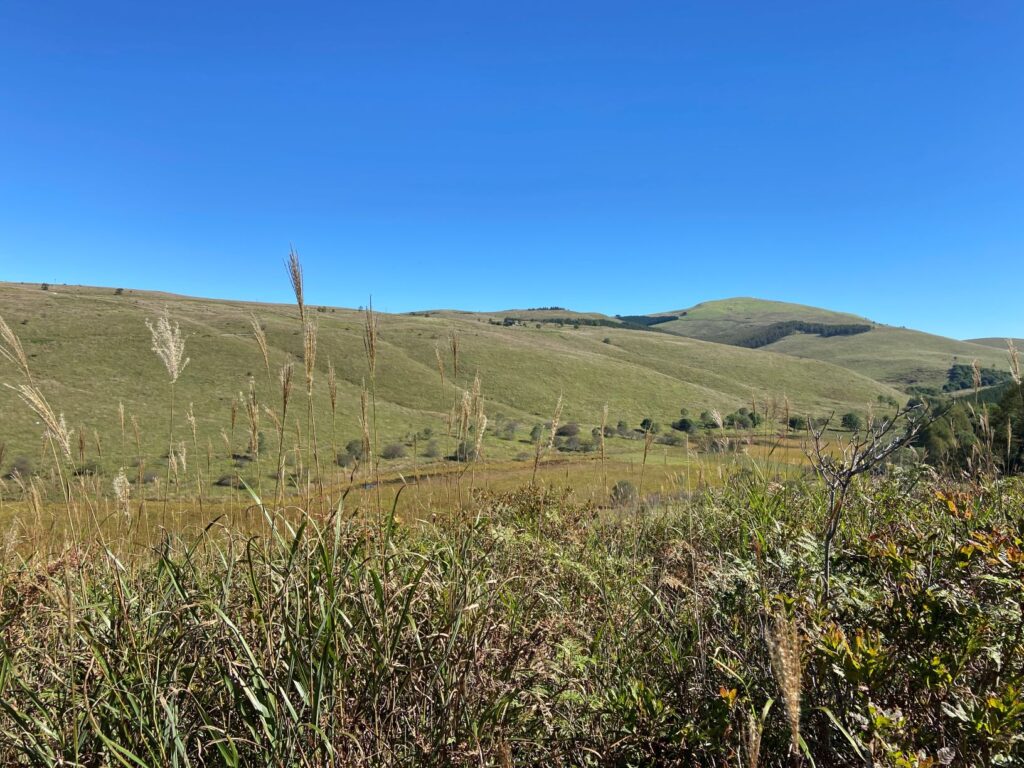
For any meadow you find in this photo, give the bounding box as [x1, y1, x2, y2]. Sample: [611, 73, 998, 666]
[0, 258, 1022, 766]
[0, 280, 904, 475]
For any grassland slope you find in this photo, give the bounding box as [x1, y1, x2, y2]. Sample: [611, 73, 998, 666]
[968, 337, 1024, 350]
[649, 297, 870, 344]
[0, 283, 900, 466]
[649, 297, 1010, 389]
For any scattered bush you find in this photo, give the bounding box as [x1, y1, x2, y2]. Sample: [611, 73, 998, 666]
[671, 417, 696, 434]
[337, 439, 367, 467]
[841, 412, 863, 431]
[723, 407, 762, 430]
[639, 418, 660, 434]
[3, 456, 33, 479]
[558, 435, 582, 452]
[381, 443, 408, 460]
[452, 441, 478, 462]
[609, 479, 637, 507]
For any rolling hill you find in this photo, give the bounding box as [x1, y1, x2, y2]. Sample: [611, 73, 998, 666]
[968, 337, 1023, 351]
[648, 298, 872, 345]
[0, 283, 902, 473]
[647, 298, 1012, 390]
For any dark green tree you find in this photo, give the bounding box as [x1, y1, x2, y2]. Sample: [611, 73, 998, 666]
[841, 413, 863, 431]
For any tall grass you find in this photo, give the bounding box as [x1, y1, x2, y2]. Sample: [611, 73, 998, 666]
[2, 476, 1023, 764]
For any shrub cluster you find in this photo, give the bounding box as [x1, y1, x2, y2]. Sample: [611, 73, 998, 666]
[732, 321, 872, 348]
[944, 363, 1014, 392]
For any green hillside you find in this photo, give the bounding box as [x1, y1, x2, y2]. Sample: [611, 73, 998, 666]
[764, 327, 1012, 390]
[968, 337, 1023, 351]
[419, 308, 613, 322]
[650, 297, 1011, 390]
[649, 297, 870, 345]
[0, 283, 901, 472]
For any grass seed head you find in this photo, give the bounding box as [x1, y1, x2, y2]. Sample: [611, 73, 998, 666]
[262, 404, 282, 432]
[363, 302, 379, 378]
[711, 408, 724, 430]
[599, 403, 608, 453]
[8, 383, 73, 458]
[250, 314, 270, 375]
[287, 248, 305, 321]
[744, 712, 762, 768]
[327, 358, 337, 415]
[767, 611, 802, 754]
[171, 441, 187, 475]
[145, 313, 189, 384]
[434, 344, 446, 388]
[474, 414, 488, 459]
[547, 394, 564, 451]
[242, 377, 260, 454]
[185, 402, 198, 443]
[303, 320, 318, 392]
[359, 384, 371, 461]
[449, 331, 460, 381]
[459, 390, 472, 442]
[279, 362, 294, 413]
[0, 314, 32, 380]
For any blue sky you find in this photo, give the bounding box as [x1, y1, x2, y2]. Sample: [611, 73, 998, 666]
[1, 1, 1022, 338]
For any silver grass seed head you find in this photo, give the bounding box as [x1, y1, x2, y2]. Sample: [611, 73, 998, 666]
[146, 314, 189, 383]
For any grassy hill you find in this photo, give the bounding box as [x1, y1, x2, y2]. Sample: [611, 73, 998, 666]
[0, 283, 901, 477]
[649, 297, 1011, 390]
[763, 328, 1012, 390]
[418, 308, 613, 322]
[968, 337, 1023, 351]
[649, 297, 871, 345]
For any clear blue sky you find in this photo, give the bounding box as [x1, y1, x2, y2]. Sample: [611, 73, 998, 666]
[1, 1, 1022, 338]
